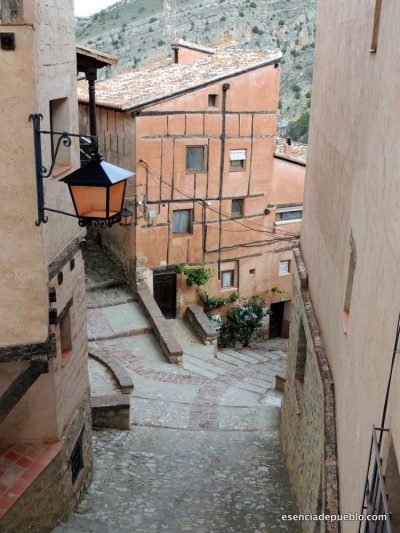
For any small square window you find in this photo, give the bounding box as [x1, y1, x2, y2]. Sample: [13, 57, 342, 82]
[173, 209, 193, 234]
[186, 146, 206, 172]
[279, 260, 290, 275]
[60, 307, 72, 358]
[230, 149, 246, 171]
[208, 94, 218, 107]
[70, 429, 84, 485]
[249, 268, 255, 275]
[231, 198, 244, 216]
[221, 270, 234, 288]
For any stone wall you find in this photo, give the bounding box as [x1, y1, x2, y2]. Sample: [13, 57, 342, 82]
[1, 393, 92, 533]
[281, 249, 339, 532]
[184, 304, 218, 345]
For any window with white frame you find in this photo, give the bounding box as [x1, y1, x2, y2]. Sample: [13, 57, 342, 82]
[221, 270, 234, 289]
[229, 149, 246, 171]
[279, 260, 290, 275]
[173, 209, 193, 234]
[275, 206, 303, 224]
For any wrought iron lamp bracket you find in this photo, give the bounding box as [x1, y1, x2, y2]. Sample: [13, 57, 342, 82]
[29, 113, 98, 226]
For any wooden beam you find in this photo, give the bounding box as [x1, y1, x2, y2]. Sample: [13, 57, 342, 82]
[0, 334, 56, 363]
[0, 358, 49, 425]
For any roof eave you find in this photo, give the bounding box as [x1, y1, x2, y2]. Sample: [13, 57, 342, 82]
[78, 52, 283, 113]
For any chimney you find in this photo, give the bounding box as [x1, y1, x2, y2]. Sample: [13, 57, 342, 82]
[171, 40, 215, 65]
[284, 137, 293, 157]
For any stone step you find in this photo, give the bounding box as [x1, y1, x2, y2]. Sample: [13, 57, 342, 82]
[238, 349, 270, 362]
[184, 354, 227, 375]
[242, 375, 272, 389]
[183, 361, 218, 380]
[228, 380, 266, 394]
[220, 349, 257, 364]
[215, 352, 247, 367]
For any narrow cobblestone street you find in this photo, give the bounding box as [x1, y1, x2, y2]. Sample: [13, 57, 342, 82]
[55, 242, 300, 533]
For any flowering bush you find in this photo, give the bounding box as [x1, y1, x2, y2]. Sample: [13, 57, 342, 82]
[218, 296, 270, 347]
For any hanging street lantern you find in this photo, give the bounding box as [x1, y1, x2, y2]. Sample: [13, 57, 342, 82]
[30, 113, 134, 227]
[60, 155, 132, 227]
[119, 207, 134, 227]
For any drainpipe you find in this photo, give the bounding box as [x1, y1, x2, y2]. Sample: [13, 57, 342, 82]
[218, 83, 230, 280]
[86, 69, 97, 139]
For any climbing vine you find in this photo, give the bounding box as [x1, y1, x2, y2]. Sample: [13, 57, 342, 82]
[199, 290, 239, 314]
[175, 264, 212, 287]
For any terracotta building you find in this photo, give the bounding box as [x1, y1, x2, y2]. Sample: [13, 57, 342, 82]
[281, 0, 400, 531]
[78, 41, 305, 336]
[0, 1, 92, 530]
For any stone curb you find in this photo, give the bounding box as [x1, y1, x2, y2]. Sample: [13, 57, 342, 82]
[91, 394, 131, 430]
[184, 305, 218, 345]
[89, 350, 134, 394]
[137, 287, 183, 364]
[88, 327, 153, 343]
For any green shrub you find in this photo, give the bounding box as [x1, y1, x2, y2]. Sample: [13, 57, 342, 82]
[287, 110, 310, 143]
[220, 16, 226, 22]
[291, 83, 301, 93]
[218, 297, 269, 348]
[250, 1, 257, 7]
[252, 25, 264, 35]
[305, 91, 311, 98]
[158, 39, 166, 46]
[149, 17, 157, 23]
[239, 11, 245, 17]
[291, 49, 300, 57]
[278, 19, 285, 26]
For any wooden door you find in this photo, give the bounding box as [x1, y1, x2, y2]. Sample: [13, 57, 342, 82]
[153, 271, 177, 319]
[269, 301, 285, 338]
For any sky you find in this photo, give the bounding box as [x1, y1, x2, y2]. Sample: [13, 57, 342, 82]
[74, 0, 117, 17]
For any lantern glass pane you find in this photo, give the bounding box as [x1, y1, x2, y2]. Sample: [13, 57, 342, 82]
[109, 181, 126, 215]
[70, 185, 107, 218]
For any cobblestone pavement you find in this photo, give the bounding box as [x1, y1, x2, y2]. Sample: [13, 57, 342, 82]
[55, 242, 300, 533]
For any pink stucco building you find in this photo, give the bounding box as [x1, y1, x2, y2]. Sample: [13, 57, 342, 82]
[78, 41, 306, 337]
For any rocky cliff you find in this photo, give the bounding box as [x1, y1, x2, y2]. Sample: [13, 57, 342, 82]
[76, 0, 317, 141]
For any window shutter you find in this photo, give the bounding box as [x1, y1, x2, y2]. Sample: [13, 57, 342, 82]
[230, 149, 246, 161]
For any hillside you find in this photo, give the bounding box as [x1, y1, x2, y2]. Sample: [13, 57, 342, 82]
[76, 0, 317, 142]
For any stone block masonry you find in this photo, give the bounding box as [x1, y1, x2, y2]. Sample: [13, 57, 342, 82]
[281, 248, 340, 533]
[184, 304, 218, 345]
[0, 393, 92, 533]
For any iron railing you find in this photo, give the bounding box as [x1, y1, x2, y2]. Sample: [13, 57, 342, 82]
[359, 426, 392, 532]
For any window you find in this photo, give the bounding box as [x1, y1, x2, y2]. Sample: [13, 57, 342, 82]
[343, 235, 356, 332]
[370, 0, 383, 53]
[249, 268, 255, 275]
[294, 320, 307, 414]
[279, 260, 290, 275]
[231, 198, 244, 216]
[60, 305, 72, 360]
[230, 149, 246, 171]
[173, 48, 178, 63]
[275, 206, 303, 224]
[221, 270, 234, 289]
[70, 429, 84, 485]
[173, 209, 193, 234]
[208, 94, 218, 107]
[49, 98, 70, 167]
[186, 146, 206, 172]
